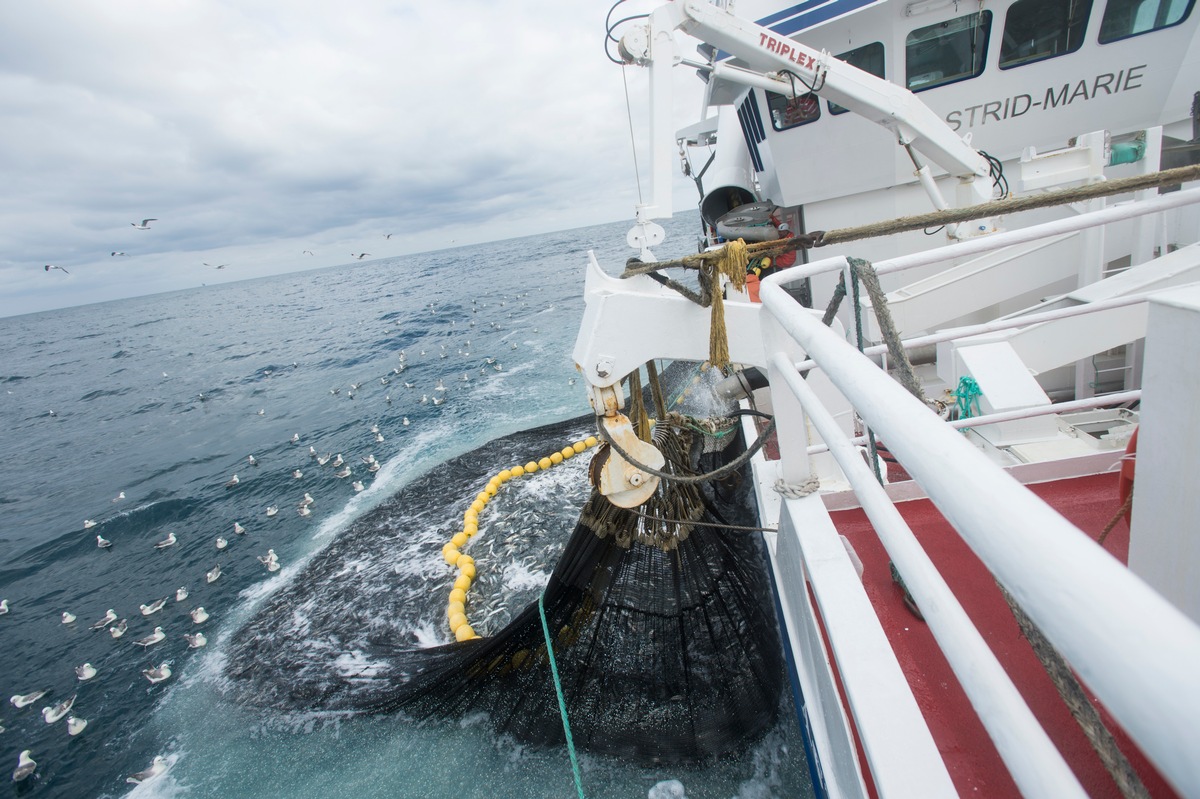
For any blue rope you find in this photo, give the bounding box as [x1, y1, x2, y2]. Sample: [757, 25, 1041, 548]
[953, 376, 982, 430]
[538, 592, 586, 799]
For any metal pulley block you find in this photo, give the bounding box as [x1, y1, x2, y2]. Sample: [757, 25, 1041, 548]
[589, 412, 665, 508]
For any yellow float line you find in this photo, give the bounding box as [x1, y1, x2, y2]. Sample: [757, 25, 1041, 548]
[441, 435, 600, 641]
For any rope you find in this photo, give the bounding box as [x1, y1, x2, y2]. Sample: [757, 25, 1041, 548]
[953, 376, 983, 424]
[631, 508, 779, 533]
[773, 476, 819, 498]
[618, 163, 1200, 278]
[595, 411, 775, 485]
[538, 592, 586, 799]
[1098, 492, 1135, 546]
[1000, 586, 1150, 799]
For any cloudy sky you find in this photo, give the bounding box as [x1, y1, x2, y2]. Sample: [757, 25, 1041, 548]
[0, 1, 705, 317]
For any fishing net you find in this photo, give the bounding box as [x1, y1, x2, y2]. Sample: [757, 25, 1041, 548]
[228, 364, 785, 765]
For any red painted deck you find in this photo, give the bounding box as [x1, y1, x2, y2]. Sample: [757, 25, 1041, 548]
[829, 472, 1179, 797]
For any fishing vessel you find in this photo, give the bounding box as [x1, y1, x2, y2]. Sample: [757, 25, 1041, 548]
[571, 1, 1200, 796]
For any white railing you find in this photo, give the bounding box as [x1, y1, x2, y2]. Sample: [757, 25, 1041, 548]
[758, 268, 1200, 797]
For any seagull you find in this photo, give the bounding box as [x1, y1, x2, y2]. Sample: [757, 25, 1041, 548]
[302, 250, 314, 255]
[142, 663, 171, 684]
[233, 521, 246, 535]
[352, 481, 364, 492]
[257, 550, 278, 567]
[112, 491, 125, 502]
[334, 466, 351, 479]
[367, 462, 380, 473]
[67, 716, 87, 736]
[111, 251, 128, 256]
[331, 454, 343, 467]
[90, 609, 117, 630]
[431, 395, 444, 406]
[12, 751, 35, 782]
[83, 519, 96, 529]
[154, 532, 177, 550]
[133, 626, 165, 647]
[206, 565, 221, 583]
[351, 253, 370, 259]
[0, 599, 8, 614]
[190, 607, 209, 624]
[297, 505, 311, 517]
[316, 453, 331, 466]
[96, 534, 112, 548]
[42, 694, 75, 724]
[374, 431, 385, 442]
[10, 691, 47, 709]
[131, 218, 157, 229]
[184, 632, 207, 648]
[299, 493, 314, 507]
[61, 611, 76, 624]
[44, 264, 70, 274]
[292, 470, 303, 479]
[383, 233, 393, 239]
[109, 619, 128, 638]
[248, 454, 259, 466]
[127, 756, 167, 784]
[175, 587, 188, 602]
[140, 598, 167, 616]
[266, 505, 278, 517]
[216, 536, 228, 550]
[75, 663, 97, 681]
[225, 474, 239, 488]
[402, 417, 410, 426]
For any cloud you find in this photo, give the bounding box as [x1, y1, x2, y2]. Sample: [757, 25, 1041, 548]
[0, 1, 705, 317]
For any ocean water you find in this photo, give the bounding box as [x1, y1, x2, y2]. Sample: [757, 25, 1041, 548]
[0, 213, 808, 798]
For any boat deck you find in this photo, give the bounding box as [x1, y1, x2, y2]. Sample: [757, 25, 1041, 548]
[829, 472, 1180, 797]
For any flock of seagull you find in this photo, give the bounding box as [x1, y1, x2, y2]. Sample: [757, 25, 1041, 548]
[5, 292, 549, 787]
[43, 222, 407, 275]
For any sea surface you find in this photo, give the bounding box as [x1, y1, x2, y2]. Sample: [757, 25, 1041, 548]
[0, 213, 809, 798]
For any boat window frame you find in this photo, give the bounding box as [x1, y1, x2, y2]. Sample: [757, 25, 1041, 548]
[828, 41, 886, 115]
[765, 86, 822, 132]
[905, 9, 993, 93]
[1097, 0, 1195, 43]
[999, 0, 1095, 69]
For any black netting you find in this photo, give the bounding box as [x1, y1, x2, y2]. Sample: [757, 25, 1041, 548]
[364, 424, 784, 764]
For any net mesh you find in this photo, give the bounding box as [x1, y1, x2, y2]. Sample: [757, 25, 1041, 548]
[367, 422, 784, 764]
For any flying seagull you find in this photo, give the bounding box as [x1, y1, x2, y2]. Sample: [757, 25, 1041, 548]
[44, 264, 69, 274]
[131, 218, 157, 229]
[302, 250, 314, 255]
[111, 251, 128, 256]
[204, 263, 228, 269]
[351, 253, 370, 259]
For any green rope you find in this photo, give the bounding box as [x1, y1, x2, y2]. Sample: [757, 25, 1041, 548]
[953, 376, 983, 430]
[538, 592, 586, 799]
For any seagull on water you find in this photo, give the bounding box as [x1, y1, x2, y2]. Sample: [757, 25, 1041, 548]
[112, 491, 125, 502]
[154, 532, 177, 549]
[140, 598, 167, 616]
[225, 474, 239, 488]
[67, 716, 87, 736]
[12, 751, 35, 782]
[352, 480, 364, 492]
[266, 505, 278, 517]
[0, 599, 8, 614]
[90, 609, 117, 629]
[133, 627, 165, 647]
[216, 536, 228, 550]
[42, 695, 75, 724]
[131, 218, 157, 229]
[292, 469, 303, 479]
[233, 521, 246, 535]
[10, 691, 47, 709]
[175, 587, 188, 602]
[83, 519, 96, 529]
[96, 534, 112, 548]
[316, 453, 331, 466]
[257, 549, 279, 568]
[44, 264, 70, 274]
[248, 454, 259, 466]
[334, 466, 351, 479]
[331, 454, 344, 467]
[403, 416, 410, 426]
[142, 663, 171, 684]
[127, 756, 167, 784]
[190, 607, 209, 624]
[61, 611, 76, 624]
[109, 619, 128, 638]
[297, 505, 311, 517]
[206, 564, 221, 583]
[184, 632, 207, 648]
[75, 663, 97, 681]
[299, 493, 314, 507]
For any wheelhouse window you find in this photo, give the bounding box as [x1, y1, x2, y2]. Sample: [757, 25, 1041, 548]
[1099, 0, 1194, 42]
[906, 11, 992, 92]
[1000, 0, 1094, 68]
[829, 42, 885, 114]
[766, 89, 821, 131]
